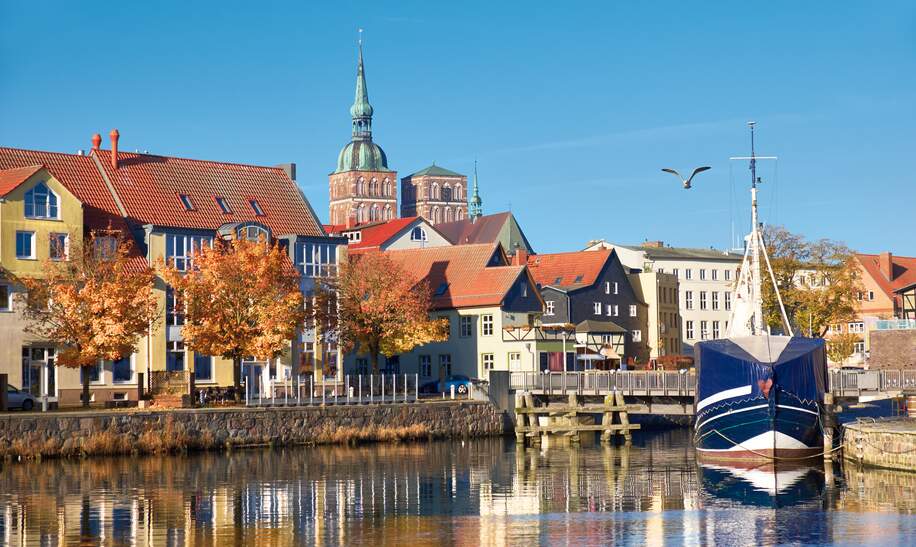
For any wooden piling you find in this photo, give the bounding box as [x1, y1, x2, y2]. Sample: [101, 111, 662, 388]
[823, 393, 835, 462]
[615, 391, 633, 444]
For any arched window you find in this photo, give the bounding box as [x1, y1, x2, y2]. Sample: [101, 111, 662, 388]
[410, 227, 427, 241]
[432, 206, 440, 224]
[356, 178, 364, 196]
[357, 204, 366, 223]
[370, 205, 380, 222]
[456, 208, 464, 221]
[455, 184, 463, 200]
[237, 224, 270, 242]
[444, 207, 453, 223]
[431, 183, 439, 201]
[442, 184, 452, 202]
[384, 205, 392, 220]
[24, 182, 59, 219]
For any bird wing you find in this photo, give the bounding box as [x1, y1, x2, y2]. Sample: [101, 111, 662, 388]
[686, 166, 711, 184]
[661, 168, 682, 180]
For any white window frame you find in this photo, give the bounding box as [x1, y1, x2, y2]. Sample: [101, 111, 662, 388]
[509, 352, 521, 370]
[614, 282, 619, 295]
[848, 322, 864, 334]
[15, 231, 35, 259]
[685, 269, 692, 280]
[685, 291, 693, 310]
[699, 291, 708, 310]
[594, 302, 602, 315]
[482, 353, 494, 371]
[24, 182, 60, 219]
[725, 291, 732, 311]
[629, 304, 637, 317]
[545, 301, 555, 316]
[700, 320, 708, 340]
[631, 330, 642, 342]
[712, 321, 720, 339]
[613, 304, 619, 317]
[686, 320, 694, 340]
[699, 269, 706, 281]
[711, 291, 719, 311]
[725, 269, 732, 281]
[49, 232, 69, 261]
[460, 316, 473, 337]
[481, 314, 494, 336]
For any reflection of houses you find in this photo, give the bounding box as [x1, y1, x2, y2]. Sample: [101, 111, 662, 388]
[0, 133, 338, 405]
[342, 243, 543, 380]
[524, 249, 649, 369]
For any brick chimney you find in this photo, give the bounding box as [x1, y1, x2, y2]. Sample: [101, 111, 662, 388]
[109, 129, 120, 170]
[91, 133, 102, 150]
[879, 251, 894, 281]
[513, 248, 529, 266]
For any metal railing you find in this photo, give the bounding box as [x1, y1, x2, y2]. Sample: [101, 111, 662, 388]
[509, 369, 916, 398]
[244, 374, 421, 407]
[874, 319, 916, 330]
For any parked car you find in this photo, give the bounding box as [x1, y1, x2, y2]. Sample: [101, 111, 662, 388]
[5, 385, 37, 411]
[419, 375, 477, 395]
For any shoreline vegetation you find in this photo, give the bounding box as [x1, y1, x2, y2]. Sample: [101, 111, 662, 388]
[0, 415, 434, 461]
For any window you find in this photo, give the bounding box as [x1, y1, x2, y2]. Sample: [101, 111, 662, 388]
[614, 282, 619, 295]
[685, 269, 692, 280]
[629, 304, 637, 317]
[249, 199, 265, 216]
[829, 324, 841, 334]
[81, 363, 102, 384]
[482, 353, 494, 371]
[700, 320, 708, 340]
[725, 292, 732, 311]
[215, 196, 232, 214]
[15, 231, 34, 259]
[49, 233, 68, 260]
[238, 224, 269, 242]
[574, 275, 583, 284]
[167, 234, 212, 271]
[112, 355, 132, 383]
[725, 269, 732, 281]
[606, 304, 613, 316]
[711, 292, 719, 310]
[854, 341, 865, 354]
[0, 284, 10, 312]
[460, 316, 473, 337]
[179, 194, 194, 211]
[522, 283, 528, 298]
[712, 321, 720, 339]
[700, 269, 707, 281]
[711, 269, 718, 281]
[657, 268, 664, 274]
[356, 358, 369, 375]
[613, 304, 619, 317]
[685, 291, 693, 310]
[554, 276, 563, 285]
[686, 321, 694, 340]
[297, 242, 338, 278]
[410, 227, 427, 241]
[868, 291, 875, 301]
[509, 352, 521, 370]
[605, 282, 611, 294]
[166, 341, 185, 371]
[481, 314, 494, 336]
[94, 236, 118, 259]
[438, 354, 452, 376]
[631, 330, 642, 342]
[594, 302, 602, 315]
[848, 322, 865, 334]
[24, 182, 59, 219]
[699, 291, 708, 310]
[194, 353, 212, 381]
[166, 286, 184, 328]
[545, 301, 555, 316]
[419, 355, 432, 377]
[673, 268, 679, 278]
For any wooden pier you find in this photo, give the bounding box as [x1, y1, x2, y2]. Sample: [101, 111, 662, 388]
[515, 392, 640, 446]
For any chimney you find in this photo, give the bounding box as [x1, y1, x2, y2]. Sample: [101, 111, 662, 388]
[879, 251, 894, 281]
[644, 240, 664, 248]
[513, 248, 529, 266]
[91, 133, 102, 150]
[277, 163, 297, 181]
[109, 129, 120, 170]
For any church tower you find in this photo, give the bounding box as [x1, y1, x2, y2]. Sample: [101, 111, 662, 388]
[329, 41, 397, 226]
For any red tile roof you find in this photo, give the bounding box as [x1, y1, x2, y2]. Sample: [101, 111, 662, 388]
[377, 244, 527, 310]
[328, 217, 449, 253]
[91, 149, 322, 236]
[527, 250, 612, 290]
[0, 164, 44, 196]
[857, 253, 916, 299]
[436, 212, 511, 245]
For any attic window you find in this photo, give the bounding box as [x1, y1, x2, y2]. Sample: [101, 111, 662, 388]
[179, 194, 194, 211]
[249, 199, 265, 216]
[554, 277, 563, 285]
[215, 196, 232, 214]
[434, 282, 449, 296]
[574, 275, 583, 284]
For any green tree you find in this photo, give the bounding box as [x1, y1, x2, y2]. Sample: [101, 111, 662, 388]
[826, 332, 858, 365]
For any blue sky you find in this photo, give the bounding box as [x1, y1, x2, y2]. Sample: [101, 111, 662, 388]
[2, 1, 914, 255]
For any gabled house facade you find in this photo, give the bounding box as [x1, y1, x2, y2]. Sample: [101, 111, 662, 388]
[527, 249, 650, 368]
[324, 216, 451, 253]
[342, 243, 544, 381]
[436, 212, 534, 258]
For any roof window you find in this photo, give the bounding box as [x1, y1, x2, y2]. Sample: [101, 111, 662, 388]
[574, 275, 584, 283]
[554, 277, 563, 285]
[179, 194, 194, 211]
[249, 199, 265, 216]
[215, 196, 232, 214]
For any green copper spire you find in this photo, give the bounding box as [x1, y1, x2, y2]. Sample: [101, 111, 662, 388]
[469, 160, 483, 220]
[350, 37, 373, 140]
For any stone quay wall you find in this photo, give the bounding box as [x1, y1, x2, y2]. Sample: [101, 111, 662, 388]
[843, 419, 916, 472]
[0, 401, 509, 459]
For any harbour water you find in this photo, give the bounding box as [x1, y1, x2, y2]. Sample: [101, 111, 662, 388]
[1, 428, 915, 546]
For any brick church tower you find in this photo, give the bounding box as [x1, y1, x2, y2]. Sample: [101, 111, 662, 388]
[400, 164, 468, 224]
[329, 42, 397, 226]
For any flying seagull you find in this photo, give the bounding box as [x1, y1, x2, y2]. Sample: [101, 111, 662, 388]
[661, 166, 711, 189]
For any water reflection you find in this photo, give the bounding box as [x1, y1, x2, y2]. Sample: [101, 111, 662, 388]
[1, 429, 915, 546]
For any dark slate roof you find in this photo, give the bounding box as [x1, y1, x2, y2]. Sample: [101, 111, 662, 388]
[407, 164, 464, 178]
[436, 211, 510, 246]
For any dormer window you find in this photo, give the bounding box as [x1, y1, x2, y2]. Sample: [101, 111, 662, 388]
[574, 275, 583, 284]
[410, 227, 427, 241]
[24, 182, 59, 219]
[179, 194, 194, 211]
[215, 196, 232, 214]
[554, 277, 563, 285]
[249, 199, 265, 216]
[237, 224, 269, 242]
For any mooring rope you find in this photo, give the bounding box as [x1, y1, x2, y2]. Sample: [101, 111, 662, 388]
[709, 428, 843, 462]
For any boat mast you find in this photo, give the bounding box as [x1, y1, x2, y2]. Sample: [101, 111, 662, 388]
[748, 122, 765, 334]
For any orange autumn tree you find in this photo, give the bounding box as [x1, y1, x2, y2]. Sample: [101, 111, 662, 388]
[162, 237, 304, 399]
[19, 232, 159, 407]
[313, 252, 447, 373]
